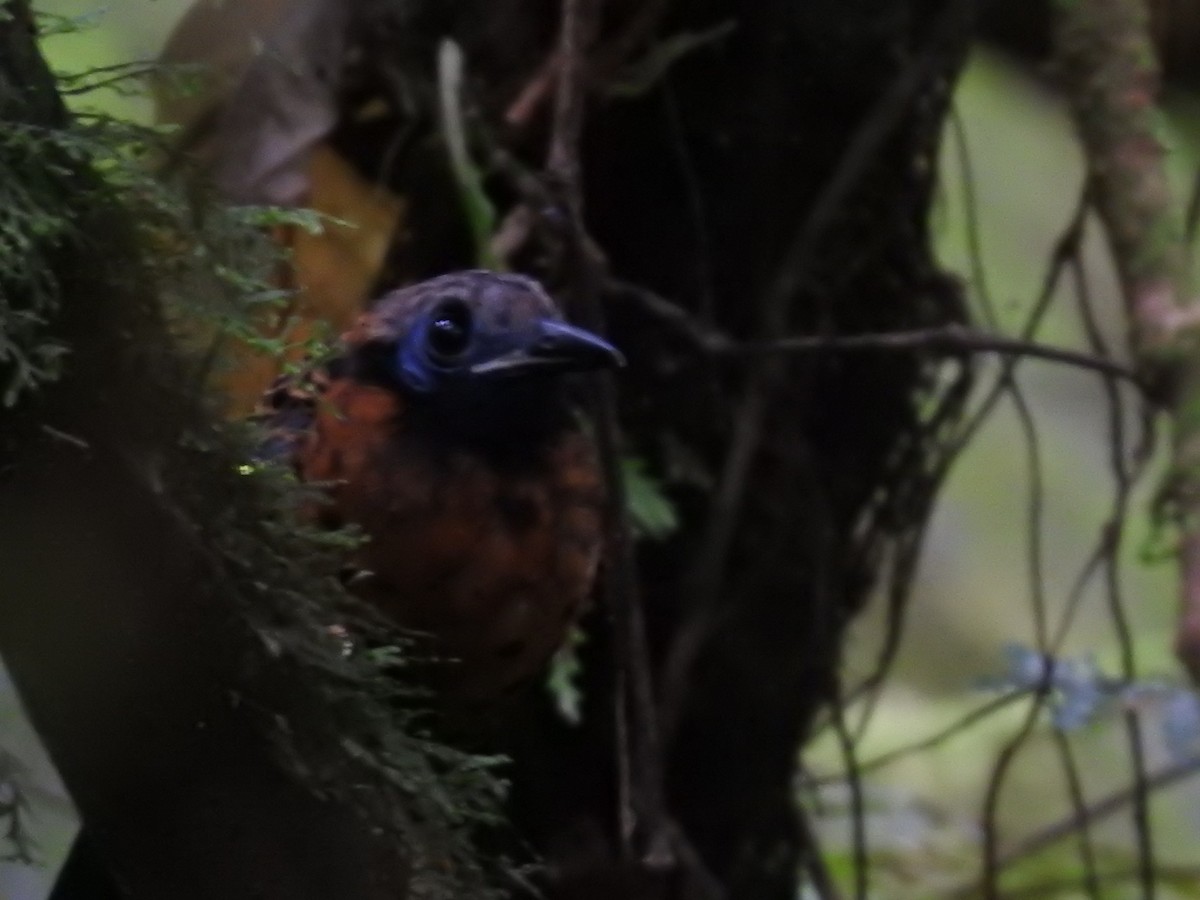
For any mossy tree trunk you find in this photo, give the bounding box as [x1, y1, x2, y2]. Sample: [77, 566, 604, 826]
[0, 5, 411, 898]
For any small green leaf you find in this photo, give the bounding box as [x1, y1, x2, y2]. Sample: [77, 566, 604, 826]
[622, 456, 680, 540]
[546, 627, 587, 725]
[437, 39, 499, 269]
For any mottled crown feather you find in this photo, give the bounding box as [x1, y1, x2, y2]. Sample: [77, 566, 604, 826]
[346, 270, 563, 348]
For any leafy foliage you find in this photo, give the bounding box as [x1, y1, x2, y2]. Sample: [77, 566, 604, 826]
[0, 121, 74, 406]
[437, 38, 499, 270]
[173, 424, 514, 898]
[0, 44, 512, 898]
[622, 456, 680, 540]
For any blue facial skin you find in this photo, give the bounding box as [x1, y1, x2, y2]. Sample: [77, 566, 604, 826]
[392, 308, 622, 444]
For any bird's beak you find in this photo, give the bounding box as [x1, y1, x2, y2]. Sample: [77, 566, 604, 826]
[469, 319, 625, 377]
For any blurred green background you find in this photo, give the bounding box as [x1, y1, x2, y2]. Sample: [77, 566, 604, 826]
[804, 50, 1200, 899]
[6, 4, 1200, 897]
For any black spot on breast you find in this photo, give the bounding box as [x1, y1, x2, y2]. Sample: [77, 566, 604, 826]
[496, 492, 541, 534]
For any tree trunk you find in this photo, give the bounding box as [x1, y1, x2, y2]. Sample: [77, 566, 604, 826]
[499, 3, 974, 897]
[0, 6, 411, 897]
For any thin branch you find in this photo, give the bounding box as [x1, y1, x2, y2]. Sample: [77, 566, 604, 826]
[999, 867, 1200, 900]
[980, 385, 1052, 900]
[947, 755, 1200, 896]
[978, 684, 1053, 900]
[56, 60, 184, 97]
[945, 190, 1091, 457]
[505, 0, 672, 127]
[1051, 732, 1102, 899]
[843, 189, 1090, 725]
[505, 50, 563, 127]
[545, 0, 680, 882]
[949, 104, 1000, 332]
[725, 326, 1141, 383]
[546, 0, 599, 192]
[661, 81, 717, 322]
[1070, 244, 1159, 900]
[1048, 540, 1108, 653]
[1016, 386, 1050, 657]
[808, 690, 1029, 786]
[830, 701, 868, 900]
[1122, 711, 1156, 900]
[615, 278, 1139, 384]
[661, 0, 979, 754]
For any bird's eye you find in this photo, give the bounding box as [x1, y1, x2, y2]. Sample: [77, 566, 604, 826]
[426, 300, 472, 361]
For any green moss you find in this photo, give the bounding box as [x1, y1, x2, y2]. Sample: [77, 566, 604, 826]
[168, 421, 513, 898]
[0, 46, 511, 898]
[0, 124, 74, 405]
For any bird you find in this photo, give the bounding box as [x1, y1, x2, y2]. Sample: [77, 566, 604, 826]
[256, 270, 624, 702]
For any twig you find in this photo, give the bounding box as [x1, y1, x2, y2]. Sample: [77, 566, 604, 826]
[598, 0, 674, 77]
[946, 756, 1200, 897]
[980, 385, 1052, 900]
[659, 0, 978, 753]
[949, 104, 1000, 332]
[505, 50, 563, 127]
[504, 0, 673, 127]
[807, 690, 1029, 786]
[979, 679, 1054, 900]
[545, 0, 680, 882]
[830, 700, 868, 900]
[998, 867, 1200, 900]
[661, 82, 717, 322]
[40, 423, 90, 450]
[1057, 3, 1180, 890]
[56, 60, 181, 97]
[546, 0, 599, 192]
[725, 327, 1141, 383]
[1070, 241, 1159, 900]
[843, 188, 1091, 732]
[614, 280, 1138, 383]
[1051, 732, 1102, 899]
[1016, 387, 1050, 656]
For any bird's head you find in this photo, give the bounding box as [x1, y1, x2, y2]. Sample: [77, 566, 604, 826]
[347, 270, 624, 441]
